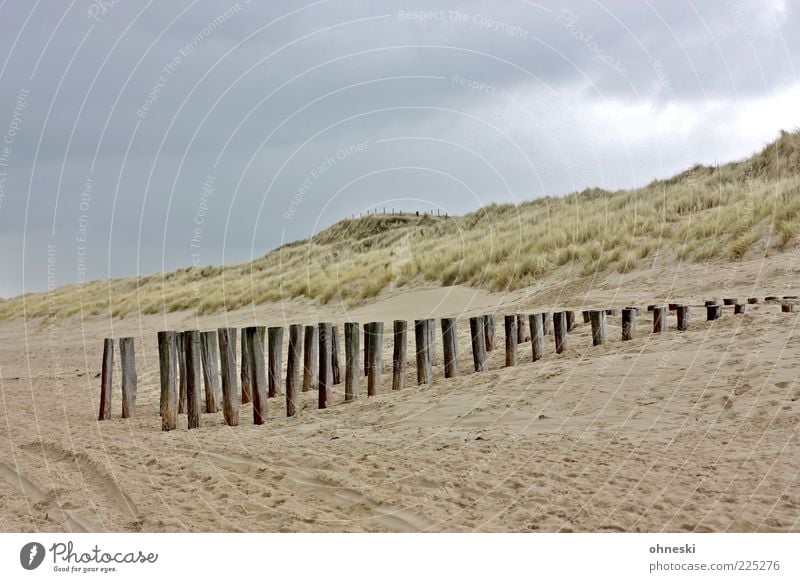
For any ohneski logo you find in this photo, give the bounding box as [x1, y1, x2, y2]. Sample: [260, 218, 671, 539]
[20, 542, 46, 570]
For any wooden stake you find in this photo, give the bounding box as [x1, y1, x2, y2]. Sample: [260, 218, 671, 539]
[246, 327, 268, 425]
[781, 302, 797, 313]
[553, 312, 568, 354]
[707, 305, 723, 320]
[119, 337, 136, 419]
[286, 324, 302, 416]
[517, 313, 530, 343]
[267, 326, 283, 397]
[582, 310, 590, 324]
[529, 313, 545, 361]
[331, 325, 342, 385]
[367, 322, 383, 396]
[441, 317, 459, 378]
[723, 298, 738, 306]
[676, 305, 691, 331]
[392, 320, 407, 391]
[217, 327, 239, 426]
[621, 308, 636, 341]
[589, 310, 607, 346]
[200, 331, 222, 413]
[364, 324, 370, 376]
[184, 330, 202, 429]
[484, 314, 495, 351]
[99, 338, 113, 421]
[318, 323, 333, 408]
[470, 316, 488, 372]
[734, 303, 746, 315]
[504, 315, 517, 366]
[240, 328, 252, 405]
[653, 307, 667, 333]
[541, 312, 551, 336]
[344, 322, 360, 401]
[565, 310, 576, 332]
[427, 319, 437, 365]
[302, 325, 318, 392]
[158, 331, 178, 431]
[177, 332, 187, 414]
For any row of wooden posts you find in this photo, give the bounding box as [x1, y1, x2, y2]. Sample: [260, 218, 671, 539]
[96, 295, 798, 430]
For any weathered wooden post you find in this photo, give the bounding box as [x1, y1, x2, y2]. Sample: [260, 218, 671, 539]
[158, 331, 178, 431]
[286, 324, 302, 417]
[245, 327, 268, 425]
[98, 338, 114, 421]
[441, 317, 459, 378]
[267, 326, 283, 397]
[529, 313, 545, 361]
[653, 307, 667, 332]
[217, 327, 239, 426]
[723, 298, 737, 306]
[747, 297, 759, 304]
[318, 322, 333, 408]
[427, 319, 437, 365]
[414, 320, 432, 384]
[470, 316, 488, 372]
[200, 331, 222, 413]
[582, 310, 590, 324]
[541, 312, 551, 336]
[553, 312, 568, 354]
[331, 325, 342, 385]
[590, 310, 607, 346]
[302, 325, 318, 392]
[392, 320, 407, 391]
[707, 304, 722, 320]
[364, 324, 370, 376]
[676, 305, 691, 331]
[483, 315, 495, 351]
[184, 330, 202, 429]
[566, 310, 576, 332]
[240, 328, 252, 405]
[781, 302, 797, 313]
[367, 322, 383, 396]
[119, 337, 136, 419]
[344, 322, 360, 401]
[504, 315, 517, 367]
[621, 308, 636, 341]
[517, 314, 529, 343]
[177, 332, 187, 414]
[734, 303, 746, 315]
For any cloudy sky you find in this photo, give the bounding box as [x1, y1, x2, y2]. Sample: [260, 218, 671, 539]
[0, 0, 797, 297]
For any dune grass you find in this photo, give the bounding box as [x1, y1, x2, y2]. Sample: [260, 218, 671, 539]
[3, 130, 799, 322]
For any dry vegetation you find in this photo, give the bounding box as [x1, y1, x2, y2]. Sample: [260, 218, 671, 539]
[3, 130, 800, 323]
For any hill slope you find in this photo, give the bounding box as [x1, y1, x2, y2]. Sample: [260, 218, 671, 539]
[3, 130, 800, 322]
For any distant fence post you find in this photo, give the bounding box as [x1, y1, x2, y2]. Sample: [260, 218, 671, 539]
[119, 337, 136, 419]
[344, 322, 360, 401]
[246, 327, 268, 425]
[590, 310, 607, 346]
[441, 318, 459, 378]
[268, 326, 283, 397]
[302, 325, 318, 392]
[99, 338, 114, 421]
[184, 330, 202, 430]
[734, 304, 746, 315]
[240, 328, 252, 405]
[470, 316, 488, 372]
[286, 324, 302, 416]
[621, 308, 636, 341]
[158, 331, 178, 431]
[218, 327, 239, 426]
[200, 331, 222, 413]
[530, 313, 545, 361]
[415, 320, 433, 384]
[504, 315, 517, 367]
[367, 322, 383, 396]
[318, 323, 333, 408]
[676, 305, 691, 331]
[653, 307, 667, 333]
[553, 312, 568, 354]
[331, 325, 342, 385]
[392, 320, 407, 391]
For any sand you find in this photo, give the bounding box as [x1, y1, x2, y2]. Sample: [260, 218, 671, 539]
[0, 255, 799, 532]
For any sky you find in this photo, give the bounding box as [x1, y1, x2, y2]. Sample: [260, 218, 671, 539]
[0, 0, 798, 297]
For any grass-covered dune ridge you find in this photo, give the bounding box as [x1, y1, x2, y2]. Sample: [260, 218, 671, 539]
[5, 130, 800, 322]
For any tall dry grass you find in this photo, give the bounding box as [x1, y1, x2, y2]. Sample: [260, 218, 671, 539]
[3, 130, 799, 322]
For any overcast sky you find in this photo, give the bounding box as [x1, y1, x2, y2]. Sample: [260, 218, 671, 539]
[0, 0, 798, 297]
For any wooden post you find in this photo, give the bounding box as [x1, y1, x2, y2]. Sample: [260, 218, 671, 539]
[504, 315, 517, 366]
[98, 338, 113, 421]
[781, 302, 797, 313]
[553, 312, 568, 354]
[177, 332, 187, 414]
[734, 303, 746, 315]
[119, 337, 136, 419]
[392, 320, 407, 391]
[217, 327, 239, 426]
[470, 316, 488, 372]
[441, 317, 459, 378]
[364, 324, 370, 376]
[267, 326, 283, 397]
[723, 298, 737, 306]
[286, 324, 302, 417]
[565, 310, 576, 332]
[704, 300, 716, 307]
[344, 322, 360, 401]
[590, 310, 607, 346]
[331, 325, 342, 385]
[625, 306, 641, 316]
[367, 322, 383, 396]
[668, 303, 679, 311]
[483, 315, 495, 351]
[240, 328, 253, 405]
[184, 330, 202, 430]
[707, 304, 722, 320]
[747, 297, 758, 304]
[542, 312, 551, 336]
[302, 325, 318, 392]
[427, 319, 437, 365]
[200, 331, 222, 413]
[318, 323, 333, 408]
[414, 320, 432, 384]
[246, 327, 268, 425]
[517, 313, 530, 343]
[582, 310, 590, 324]
[676, 305, 691, 331]
[158, 331, 178, 431]
[529, 313, 545, 361]
[653, 307, 667, 332]
[621, 308, 636, 341]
